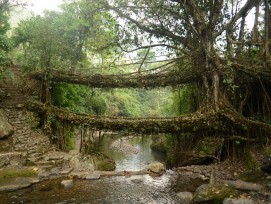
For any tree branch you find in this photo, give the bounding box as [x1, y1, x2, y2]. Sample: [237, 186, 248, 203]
[214, 0, 262, 38]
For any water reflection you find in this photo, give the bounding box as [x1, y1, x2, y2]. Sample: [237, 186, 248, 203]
[101, 136, 167, 171]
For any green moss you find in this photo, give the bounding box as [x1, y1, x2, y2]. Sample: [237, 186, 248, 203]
[244, 149, 260, 169]
[194, 184, 239, 204]
[194, 137, 224, 157]
[239, 169, 266, 182]
[93, 154, 116, 171]
[0, 169, 37, 180]
[66, 134, 75, 151]
[264, 146, 271, 156]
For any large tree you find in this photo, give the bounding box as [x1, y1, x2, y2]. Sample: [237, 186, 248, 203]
[13, 0, 118, 71]
[99, 1, 270, 119]
[24, 0, 271, 163]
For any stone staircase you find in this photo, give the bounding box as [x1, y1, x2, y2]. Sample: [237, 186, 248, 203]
[0, 65, 52, 168]
[0, 65, 27, 107]
[0, 66, 83, 176]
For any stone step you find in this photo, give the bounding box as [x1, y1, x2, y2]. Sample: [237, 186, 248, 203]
[37, 165, 53, 169]
[36, 160, 56, 166]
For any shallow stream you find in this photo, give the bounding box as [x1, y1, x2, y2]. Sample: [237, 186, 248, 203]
[0, 136, 180, 203]
[101, 136, 167, 171]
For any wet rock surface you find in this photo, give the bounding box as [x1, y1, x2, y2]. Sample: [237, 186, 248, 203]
[61, 179, 74, 188]
[175, 165, 271, 203]
[176, 191, 193, 203]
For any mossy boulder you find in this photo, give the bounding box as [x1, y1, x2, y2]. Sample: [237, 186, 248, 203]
[194, 183, 238, 203]
[147, 162, 165, 174]
[0, 168, 38, 180]
[0, 109, 14, 139]
[93, 154, 116, 171]
[0, 168, 39, 192]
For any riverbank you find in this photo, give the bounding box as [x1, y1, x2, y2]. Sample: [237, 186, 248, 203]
[0, 161, 270, 203]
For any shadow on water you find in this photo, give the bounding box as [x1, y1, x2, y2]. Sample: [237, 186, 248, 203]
[101, 135, 167, 171]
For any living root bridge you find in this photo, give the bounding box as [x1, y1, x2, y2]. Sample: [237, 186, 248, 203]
[27, 101, 271, 136]
[28, 68, 199, 88]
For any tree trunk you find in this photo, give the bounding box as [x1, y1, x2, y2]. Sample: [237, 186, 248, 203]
[236, 16, 246, 56]
[213, 70, 220, 111]
[264, 0, 270, 58]
[252, 2, 260, 42]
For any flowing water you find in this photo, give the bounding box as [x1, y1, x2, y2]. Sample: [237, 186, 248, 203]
[101, 136, 167, 171]
[0, 136, 181, 203]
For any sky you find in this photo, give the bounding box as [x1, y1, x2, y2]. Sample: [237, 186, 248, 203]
[26, 0, 64, 14]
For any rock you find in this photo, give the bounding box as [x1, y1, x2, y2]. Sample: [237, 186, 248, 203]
[0, 152, 25, 167]
[175, 170, 210, 192]
[223, 198, 256, 204]
[16, 104, 23, 108]
[131, 179, 143, 184]
[0, 109, 14, 139]
[93, 154, 116, 171]
[220, 180, 264, 192]
[69, 154, 95, 171]
[110, 137, 140, 154]
[176, 191, 193, 204]
[60, 168, 73, 175]
[61, 180, 74, 188]
[261, 156, 271, 174]
[85, 174, 100, 180]
[194, 184, 238, 203]
[147, 162, 165, 174]
[0, 177, 39, 192]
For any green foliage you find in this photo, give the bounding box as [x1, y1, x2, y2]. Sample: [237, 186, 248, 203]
[12, 0, 118, 71]
[264, 146, 271, 156]
[169, 84, 200, 116]
[51, 84, 90, 113]
[0, 3, 11, 77]
[86, 95, 107, 115]
[66, 131, 75, 151]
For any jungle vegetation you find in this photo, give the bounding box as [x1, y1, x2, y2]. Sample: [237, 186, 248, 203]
[1, 0, 271, 166]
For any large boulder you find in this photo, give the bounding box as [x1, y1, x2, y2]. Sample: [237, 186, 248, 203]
[194, 184, 238, 203]
[93, 153, 116, 171]
[147, 162, 166, 174]
[0, 168, 39, 192]
[0, 109, 14, 139]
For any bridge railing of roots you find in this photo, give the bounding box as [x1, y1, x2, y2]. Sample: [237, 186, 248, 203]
[26, 63, 271, 152]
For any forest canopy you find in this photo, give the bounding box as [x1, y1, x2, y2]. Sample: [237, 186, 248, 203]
[3, 0, 271, 159]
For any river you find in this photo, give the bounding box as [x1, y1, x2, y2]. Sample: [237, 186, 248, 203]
[0, 136, 181, 203]
[101, 136, 167, 171]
